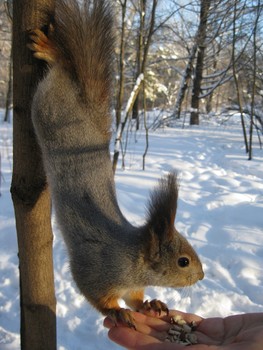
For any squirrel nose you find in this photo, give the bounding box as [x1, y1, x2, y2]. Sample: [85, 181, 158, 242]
[198, 269, 205, 281]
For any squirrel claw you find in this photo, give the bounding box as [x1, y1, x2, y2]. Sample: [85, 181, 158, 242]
[142, 299, 169, 316]
[108, 308, 136, 330]
[27, 28, 58, 65]
[29, 29, 49, 45]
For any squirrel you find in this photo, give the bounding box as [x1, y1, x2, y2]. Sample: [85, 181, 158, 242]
[29, 0, 204, 328]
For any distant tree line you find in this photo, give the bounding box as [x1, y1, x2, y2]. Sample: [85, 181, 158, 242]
[113, 0, 262, 122]
[112, 0, 263, 162]
[2, 0, 263, 126]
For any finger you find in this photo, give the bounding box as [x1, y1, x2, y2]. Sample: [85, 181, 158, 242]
[108, 326, 189, 350]
[108, 326, 161, 349]
[133, 312, 172, 332]
[104, 316, 116, 329]
[104, 314, 168, 341]
[106, 316, 215, 349]
[104, 312, 170, 331]
[105, 310, 202, 329]
[104, 310, 204, 344]
[162, 310, 203, 325]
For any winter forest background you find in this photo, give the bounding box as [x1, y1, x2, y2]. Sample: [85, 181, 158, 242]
[1, 0, 263, 349]
[1, 0, 263, 144]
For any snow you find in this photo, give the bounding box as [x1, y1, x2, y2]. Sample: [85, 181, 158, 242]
[0, 111, 262, 349]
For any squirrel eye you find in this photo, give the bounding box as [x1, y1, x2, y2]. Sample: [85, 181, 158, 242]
[178, 257, 190, 268]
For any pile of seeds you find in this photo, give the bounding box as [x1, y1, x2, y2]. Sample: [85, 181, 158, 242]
[165, 315, 198, 346]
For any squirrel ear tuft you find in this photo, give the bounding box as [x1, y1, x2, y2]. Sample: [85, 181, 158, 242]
[146, 172, 179, 242]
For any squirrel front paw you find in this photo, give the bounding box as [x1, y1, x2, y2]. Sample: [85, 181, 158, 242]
[142, 299, 169, 316]
[108, 308, 136, 330]
[28, 27, 58, 65]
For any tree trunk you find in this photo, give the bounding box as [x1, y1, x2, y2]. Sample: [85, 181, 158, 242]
[132, 0, 158, 130]
[248, 0, 260, 160]
[173, 43, 197, 119]
[132, 0, 146, 129]
[205, 46, 218, 114]
[4, 47, 12, 123]
[142, 81, 149, 170]
[112, 74, 144, 174]
[232, 0, 248, 153]
[190, 0, 211, 125]
[12, 1, 56, 349]
[115, 0, 127, 129]
[113, 0, 157, 172]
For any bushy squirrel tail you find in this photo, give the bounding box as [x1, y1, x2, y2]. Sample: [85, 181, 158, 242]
[39, 0, 114, 133]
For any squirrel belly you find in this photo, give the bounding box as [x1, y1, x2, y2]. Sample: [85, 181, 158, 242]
[31, 0, 204, 325]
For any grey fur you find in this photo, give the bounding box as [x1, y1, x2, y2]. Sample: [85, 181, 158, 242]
[31, 0, 204, 315]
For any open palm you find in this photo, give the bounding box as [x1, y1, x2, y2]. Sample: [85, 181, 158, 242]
[104, 310, 263, 349]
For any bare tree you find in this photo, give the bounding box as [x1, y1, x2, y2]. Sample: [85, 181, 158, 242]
[164, 1, 235, 124]
[4, 48, 12, 122]
[112, 0, 158, 172]
[231, 0, 263, 156]
[132, 0, 158, 129]
[173, 43, 198, 120]
[115, 0, 128, 128]
[190, 0, 211, 125]
[142, 80, 149, 170]
[12, 0, 56, 349]
[112, 0, 262, 159]
[247, 0, 262, 159]
[112, 73, 144, 174]
[0, 0, 12, 113]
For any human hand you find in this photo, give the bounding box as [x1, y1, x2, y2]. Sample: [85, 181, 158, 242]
[104, 310, 263, 349]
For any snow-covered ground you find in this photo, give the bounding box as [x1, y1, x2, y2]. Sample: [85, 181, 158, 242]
[0, 112, 262, 349]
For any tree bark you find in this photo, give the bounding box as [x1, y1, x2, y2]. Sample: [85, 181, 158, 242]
[4, 47, 12, 123]
[232, 0, 248, 153]
[115, 0, 127, 129]
[132, 0, 146, 128]
[205, 45, 218, 114]
[12, 0, 56, 349]
[132, 0, 158, 129]
[173, 43, 198, 119]
[190, 0, 211, 125]
[248, 0, 260, 160]
[142, 80, 149, 170]
[112, 74, 144, 174]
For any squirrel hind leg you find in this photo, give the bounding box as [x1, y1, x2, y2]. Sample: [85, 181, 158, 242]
[28, 28, 59, 65]
[108, 309, 136, 330]
[96, 293, 137, 329]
